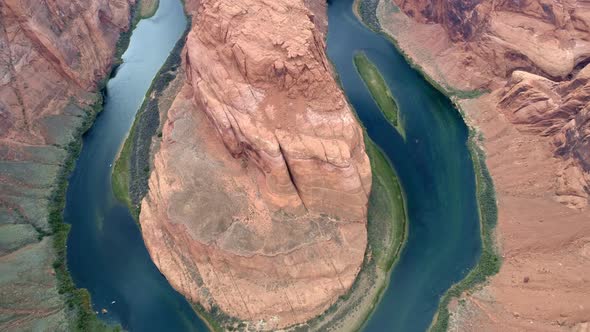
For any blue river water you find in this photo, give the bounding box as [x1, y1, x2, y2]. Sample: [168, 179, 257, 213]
[325, 0, 482, 331]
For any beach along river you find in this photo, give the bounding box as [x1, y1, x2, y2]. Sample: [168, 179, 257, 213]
[63, 0, 482, 330]
[326, 0, 482, 331]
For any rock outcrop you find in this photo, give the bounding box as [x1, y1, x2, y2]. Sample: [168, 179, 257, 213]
[140, 0, 371, 329]
[376, 0, 590, 330]
[0, 0, 133, 329]
[384, 0, 590, 207]
[499, 68, 590, 208]
[396, 0, 590, 79]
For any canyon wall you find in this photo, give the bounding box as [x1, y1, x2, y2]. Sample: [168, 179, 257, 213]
[139, 0, 371, 329]
[391, 0, 590, 207]
[377, 0, 590, 330]
[0, 0, 133, 329]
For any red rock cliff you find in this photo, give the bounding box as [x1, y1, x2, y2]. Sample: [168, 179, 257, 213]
[140, 0, 371, 329]
[0, 0, 133, 329]
[1, 0, 134, 143]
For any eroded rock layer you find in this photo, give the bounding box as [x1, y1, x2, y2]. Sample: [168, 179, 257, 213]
[0, 0, 133, 329]
[377, 0, 590, 330]
[385, 0, 590, 205]
[140, 0, 371, 329]
[391, 1, 590, 205]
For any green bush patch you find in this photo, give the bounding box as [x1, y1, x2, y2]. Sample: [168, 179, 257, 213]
[429, 132, 500, 332]
[365, 137, 407, 270]
[354, 52, 406, 139]
[111, 19, 190, 221]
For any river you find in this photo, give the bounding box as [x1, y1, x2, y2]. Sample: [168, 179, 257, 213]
[63, 0, 481, 331]
[326, 0, 482, 331]
[63, 0, 207, 330]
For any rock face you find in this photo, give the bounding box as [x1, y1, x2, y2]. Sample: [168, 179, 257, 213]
[140, 0, 371, 329]
[377, 0, 590, 330]
[499, 68, 590, 208]
[0, 0, 133, 329]
[1, 0, 134, 142]
[388, 0, 590, 207]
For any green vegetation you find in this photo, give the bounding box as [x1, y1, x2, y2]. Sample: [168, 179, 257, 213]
[140, 0, 160, 19]
[365, 137, 407, 270]
[110, 67, 150, 221]
[191, 303, 235, 332]
[354, 52, 406, 139]
[49, 95, 120, 332]
[111, 20, 190, 221]
[429, 130, 500, 332]
[356, 0, 382, 31]
[446, 87, 490, 100]
[111, 128, 134, 212]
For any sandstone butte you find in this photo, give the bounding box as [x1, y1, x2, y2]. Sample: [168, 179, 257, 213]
[0, 0, 134, 330]
[375, 0, 590, 330]
[139, 0, 372, 329]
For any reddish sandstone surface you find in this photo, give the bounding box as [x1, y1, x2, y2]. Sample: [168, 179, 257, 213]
[140, 0, 371, 329]
[0, 0, 133, 329]
[377, 0, 590, 330]
[1, 0, 134, 144]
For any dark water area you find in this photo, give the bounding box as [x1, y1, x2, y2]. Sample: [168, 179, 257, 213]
[63, 0, 208, 330]
[326, 0, 482, 331]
